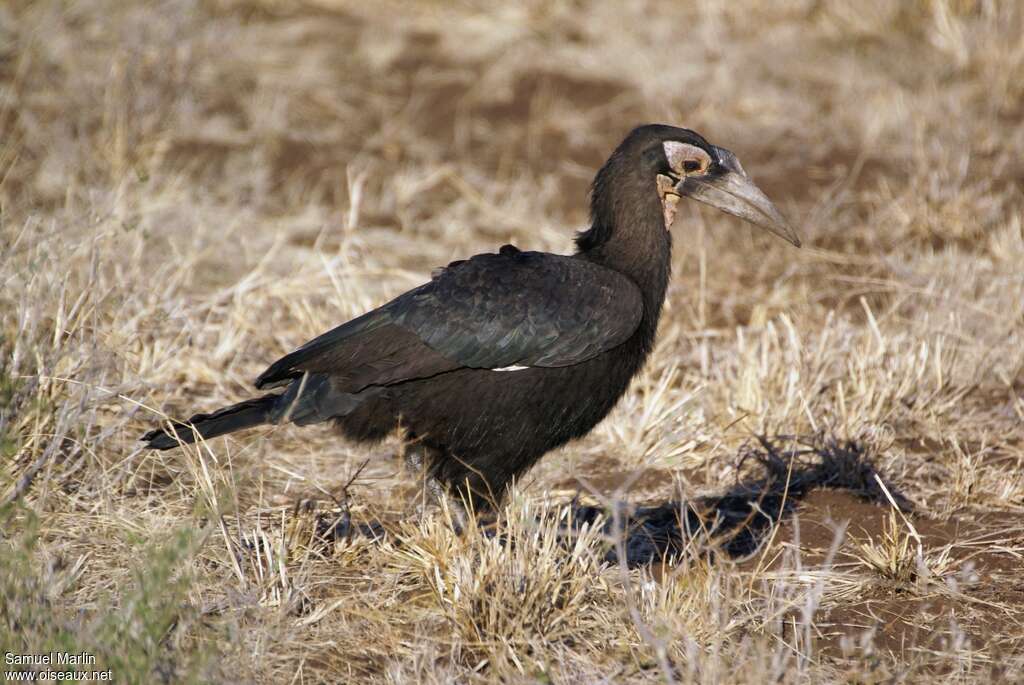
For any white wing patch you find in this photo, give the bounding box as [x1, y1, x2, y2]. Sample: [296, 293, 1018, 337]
[492, 365, 529, 372]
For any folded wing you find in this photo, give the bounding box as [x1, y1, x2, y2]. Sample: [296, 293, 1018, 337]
[255, 247, 643, 393]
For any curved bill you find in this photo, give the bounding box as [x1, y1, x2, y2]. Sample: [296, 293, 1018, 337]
[679, 152, 801, 247]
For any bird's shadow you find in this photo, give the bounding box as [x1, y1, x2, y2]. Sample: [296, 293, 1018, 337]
[566, 435, 912, 567]
[318, 435, 911, 569]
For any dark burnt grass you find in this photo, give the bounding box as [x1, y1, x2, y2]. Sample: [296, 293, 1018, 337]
[568, 435, 913, 566]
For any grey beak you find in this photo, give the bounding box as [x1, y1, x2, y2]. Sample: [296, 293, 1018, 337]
[678, 148, 801, 247]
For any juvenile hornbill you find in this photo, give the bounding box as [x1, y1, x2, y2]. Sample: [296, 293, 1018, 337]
[143, 124, 800, 518]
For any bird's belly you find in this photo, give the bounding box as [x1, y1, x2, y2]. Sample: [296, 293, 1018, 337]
[331, 341, 648, 506]
[393, 352, 639, 459]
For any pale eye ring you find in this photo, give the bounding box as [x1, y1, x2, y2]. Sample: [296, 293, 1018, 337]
[663, 141, 711, 177]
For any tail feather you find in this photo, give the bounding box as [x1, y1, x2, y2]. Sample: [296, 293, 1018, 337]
[142, 393, 282, 450]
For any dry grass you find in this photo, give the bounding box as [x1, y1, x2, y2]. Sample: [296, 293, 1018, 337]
[2, 0, 1024, 682]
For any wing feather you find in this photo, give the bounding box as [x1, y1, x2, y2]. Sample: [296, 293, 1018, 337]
[255, 247, 643, 390]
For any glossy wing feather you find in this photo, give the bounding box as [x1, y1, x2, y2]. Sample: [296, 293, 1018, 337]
[254, 248, 643, 390]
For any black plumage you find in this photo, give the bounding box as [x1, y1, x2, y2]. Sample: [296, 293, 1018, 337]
[143, 124, 799, 511]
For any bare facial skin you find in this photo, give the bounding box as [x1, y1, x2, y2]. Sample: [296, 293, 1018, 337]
[656, 142, 711, 230]
[656, 173, 681, 228]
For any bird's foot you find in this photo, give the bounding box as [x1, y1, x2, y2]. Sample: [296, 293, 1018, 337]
[403, 442, 470, 533]
[415, 476, 467, 534]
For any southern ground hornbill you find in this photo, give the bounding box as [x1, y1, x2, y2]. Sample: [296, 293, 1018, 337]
[143, 124, 800, 518]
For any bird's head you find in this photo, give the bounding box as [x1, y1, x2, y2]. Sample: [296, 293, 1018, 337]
[593, 124, 801, 248]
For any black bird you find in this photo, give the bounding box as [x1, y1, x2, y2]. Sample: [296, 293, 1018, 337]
[143, 124, 800, 516]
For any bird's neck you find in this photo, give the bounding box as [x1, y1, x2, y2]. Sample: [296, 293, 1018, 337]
[576, 200, 672, 349]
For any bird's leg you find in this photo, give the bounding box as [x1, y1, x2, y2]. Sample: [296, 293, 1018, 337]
[428, 475, 469, 534]
[402, 441, 431, 515]
[402, 442, 469, 533]
[403, 441, 426, 474]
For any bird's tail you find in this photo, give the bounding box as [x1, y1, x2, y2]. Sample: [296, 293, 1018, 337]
[142, 394, 282, 450]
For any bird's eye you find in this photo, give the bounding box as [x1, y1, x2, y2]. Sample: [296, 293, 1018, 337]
[663, 141, 712, 177]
